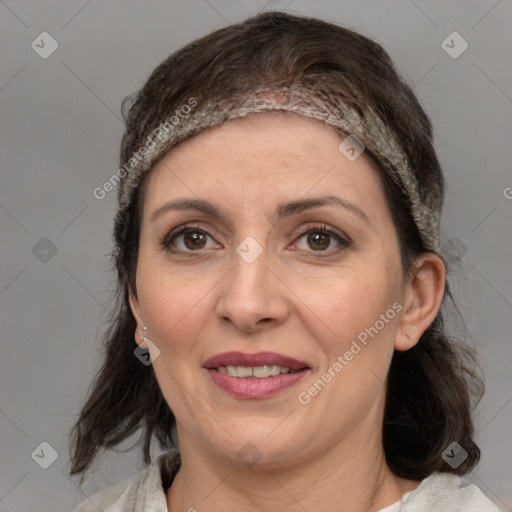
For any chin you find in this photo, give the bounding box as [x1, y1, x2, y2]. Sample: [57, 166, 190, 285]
[205, 418, 312, 469]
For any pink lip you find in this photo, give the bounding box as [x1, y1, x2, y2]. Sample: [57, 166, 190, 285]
[203, 351, 310, 399]
[203, 351, 309, 371]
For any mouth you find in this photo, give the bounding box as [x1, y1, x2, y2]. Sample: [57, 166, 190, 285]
[203, 351, 310, 399]
[216, 364, 298, 378]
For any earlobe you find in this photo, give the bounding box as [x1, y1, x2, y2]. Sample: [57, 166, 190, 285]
[395, 253, 446, 352]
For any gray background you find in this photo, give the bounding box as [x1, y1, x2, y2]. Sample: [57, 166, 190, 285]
[1, 0, 511, 510]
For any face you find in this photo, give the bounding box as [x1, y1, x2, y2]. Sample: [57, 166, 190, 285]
[130, 112, 412, 467]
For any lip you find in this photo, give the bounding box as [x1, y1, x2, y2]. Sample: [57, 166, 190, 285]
[203, 351, 309, 371]
[203, 351, 310, 400]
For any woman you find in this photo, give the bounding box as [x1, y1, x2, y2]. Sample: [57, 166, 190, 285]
[70, 11, 500, 511]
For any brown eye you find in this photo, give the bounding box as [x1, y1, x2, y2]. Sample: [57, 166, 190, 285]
[295, 225, 350, 254]
[183, 231, 207, 250]
[306, 232, 330, 251]
[163, 226, 219, 252]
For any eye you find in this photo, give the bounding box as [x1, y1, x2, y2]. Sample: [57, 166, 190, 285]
[293, 224, 350, 254]
[161, 224, 219, 252]
[161, 223, 350, 255]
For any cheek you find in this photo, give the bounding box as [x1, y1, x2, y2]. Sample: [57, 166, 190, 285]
[293, 270, 400, 411]
[293, 269, 396, 349]
[301, 275, 398, 411]
[136, 266, 215, 421]
[136, 261, 215, 357]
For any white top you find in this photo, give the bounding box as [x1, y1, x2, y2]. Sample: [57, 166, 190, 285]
[73, 450, 501, 511]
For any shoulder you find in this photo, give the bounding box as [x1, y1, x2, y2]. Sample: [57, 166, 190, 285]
[72, 450, 181, 512]
[72, 476, 138, 512]
[403, 472, 501, 511]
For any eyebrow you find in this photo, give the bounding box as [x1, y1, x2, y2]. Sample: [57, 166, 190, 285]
[150, 195, 371, 227]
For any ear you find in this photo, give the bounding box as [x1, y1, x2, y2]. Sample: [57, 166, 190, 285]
[128, 286, 147, 349]
[395, 252, 446, 351]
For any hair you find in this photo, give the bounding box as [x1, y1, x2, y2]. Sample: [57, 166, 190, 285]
[69, 10, 484, 482]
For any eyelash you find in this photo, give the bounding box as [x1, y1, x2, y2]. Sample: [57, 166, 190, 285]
[160, 223, 351, 257]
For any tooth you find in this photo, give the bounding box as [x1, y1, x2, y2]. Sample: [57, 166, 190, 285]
[226, 365, 238, 377]
[253, 365, 270, 378]
[236, 366, 253, 378]
[269, 365, 281, 376]
[220, 365, 294, 378]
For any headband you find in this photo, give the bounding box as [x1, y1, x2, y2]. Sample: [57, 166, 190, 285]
[117, 84, 442, 253]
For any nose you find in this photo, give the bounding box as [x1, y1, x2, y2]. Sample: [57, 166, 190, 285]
[215, 246, 291, 334]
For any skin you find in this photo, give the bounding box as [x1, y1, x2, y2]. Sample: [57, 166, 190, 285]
[129, 112, 446, 512]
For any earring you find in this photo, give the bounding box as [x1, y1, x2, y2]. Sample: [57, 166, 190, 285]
[142, 326, 150, 344]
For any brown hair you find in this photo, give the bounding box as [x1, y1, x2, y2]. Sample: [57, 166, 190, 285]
[69, 11, 483, 482]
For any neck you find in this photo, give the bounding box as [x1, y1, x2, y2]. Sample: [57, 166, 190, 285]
[167, 422, 420, 512]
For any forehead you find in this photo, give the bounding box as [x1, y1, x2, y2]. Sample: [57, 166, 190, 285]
[142, 112, 389, 224]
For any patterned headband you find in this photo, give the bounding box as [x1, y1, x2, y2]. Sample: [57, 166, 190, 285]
[117, 84, 442, 253]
